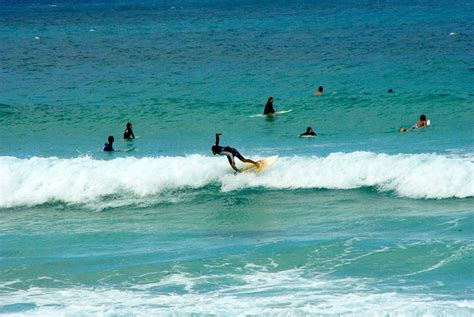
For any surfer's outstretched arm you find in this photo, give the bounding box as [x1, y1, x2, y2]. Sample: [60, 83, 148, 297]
[215, 133, 222, 146]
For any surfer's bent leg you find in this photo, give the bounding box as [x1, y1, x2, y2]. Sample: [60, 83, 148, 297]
[226, 155, 240, 172]
[235, 151, 259, 167]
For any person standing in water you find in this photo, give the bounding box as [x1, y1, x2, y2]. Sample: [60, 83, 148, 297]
[400, 114, 429, 132]
[263, 97, 275, 115]
[123, 122, 135, 139]
[211, 133, 259, 173]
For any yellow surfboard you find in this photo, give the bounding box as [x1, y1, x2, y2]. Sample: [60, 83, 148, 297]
[240, 155, 278, 174]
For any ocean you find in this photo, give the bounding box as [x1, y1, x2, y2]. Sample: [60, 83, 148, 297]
[0, 0, 473, 315]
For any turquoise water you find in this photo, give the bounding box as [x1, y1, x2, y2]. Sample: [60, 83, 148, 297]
[1, 0, 473, 315]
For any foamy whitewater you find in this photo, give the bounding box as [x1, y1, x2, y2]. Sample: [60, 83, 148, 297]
[2, 272, 474, 316]
[1, 152, 473, 208]
[1, 0, 473, 315]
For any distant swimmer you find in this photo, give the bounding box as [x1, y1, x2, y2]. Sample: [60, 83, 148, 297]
[211, 133, 259, 173]
[400, 114, 430, 132]
[388, 88, 394, 93]
[263, 97, 275, 115]
[123, 122, 135, 139]
[300, 126, 317, 137]
[104, 136, 115, 151]
[314, 86, 324, 96]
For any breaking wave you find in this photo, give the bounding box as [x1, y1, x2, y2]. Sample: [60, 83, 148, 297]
[0, 152, 472, 208]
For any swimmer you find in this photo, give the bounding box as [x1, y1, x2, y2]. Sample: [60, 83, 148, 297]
[123, 122, 135, 139]
[314, 86, 324, 96]
[400, 114, 429, 132]
[263, 97, 275, 115]
[211, 133, 259, 173]
[300, 126, 317, 137]
[388, 89, 393, 93]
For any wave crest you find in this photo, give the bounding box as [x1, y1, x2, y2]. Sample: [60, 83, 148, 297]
[0, 152, 472, 208]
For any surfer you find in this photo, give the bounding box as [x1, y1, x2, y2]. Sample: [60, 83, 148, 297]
[123, 122, 135, 139]
[104, 136, 115, 151]
[263, 97, 275, 115]
[103, 136, 130, 152]
[400, 114, 429, 132]
[300, 127, 317, 137]
[314, 86, 324, 96]
[211, 133, 259, 173]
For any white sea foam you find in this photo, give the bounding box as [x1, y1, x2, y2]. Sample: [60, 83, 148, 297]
[222, 152, 474, 199]
[0, 270, 473, 316]
[0, 152, 472, 208]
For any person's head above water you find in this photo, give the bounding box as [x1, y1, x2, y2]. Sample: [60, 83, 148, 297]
[388, 89, 393, 93]
[306, 127, 313, 133]
[420, 114, 427, 121]
[314, 86, 324, 95]
[108, 135, 114, 144]
[211, 145, 219, 155]
[266, 97, 273, 105]
[126, 122, 132, 129]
